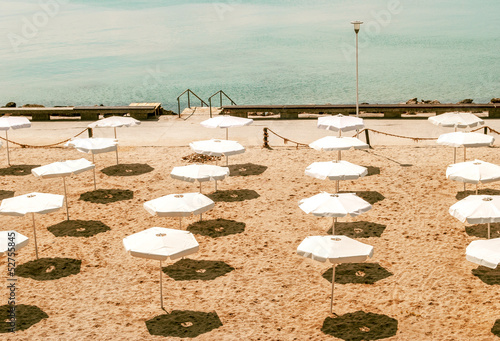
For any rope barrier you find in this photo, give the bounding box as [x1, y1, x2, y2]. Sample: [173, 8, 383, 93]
[263, 127, 309, 149]
[471, 126, 500, 135]
[0, 128, 88, 148]
[262, 125, 500, 148]
[354, 128, 437, 142]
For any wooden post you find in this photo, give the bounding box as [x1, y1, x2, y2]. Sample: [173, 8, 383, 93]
[87, 128, 93, 138]
[263, 128, 270, 149]
[364, 129, 371, 148]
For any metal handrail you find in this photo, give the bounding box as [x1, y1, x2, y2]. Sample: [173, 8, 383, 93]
[177, 89, 208, 116]
[208, 90, 236, 118]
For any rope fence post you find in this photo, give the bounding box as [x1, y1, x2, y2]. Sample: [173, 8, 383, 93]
[484, 126, 488, 135]
[87, 128, 93, 138]
[364, 129, 371, 148]
[263, 127, 270, 149]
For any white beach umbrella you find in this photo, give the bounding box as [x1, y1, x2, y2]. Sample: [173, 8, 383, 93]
[200, 115, 253, 140]
[305, 160, 367, 192]
[0, 116, 31, 165]
[299, 192, 372, 233]
[88, 116, 140, 164]
[123, 227, 199, 309]
[0, 192, 64, 259]
[144, 192, 215, 228]
[428, 112, 483, 129]
[437, 132, 494, 163]
[0, 231, 29, 256]
[297, 235, 374, 314]
[189, 139, 245, 166]
[449, 195, 500, 239]
[317, 114, 364, 136]
[65, 138, 118, 189]
[309, 136, 369, 161]
[32, 158, 95, 220]
[170, 164, 230, 192]
[465, 238, 500, 269]
[446, 159, 500, 194]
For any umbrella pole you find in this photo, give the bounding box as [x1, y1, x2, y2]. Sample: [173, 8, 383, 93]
[488, 222, 491, 239]
[464, 147, 466, 162]
[114, 127, 119, 165]
[335, 180, 339, 193]
[215, 180, 217, 192]
[5, 131, 10, 166]
[92, 154, 97, 190]
[453, 148, 456, 164]
[160, 260, 164, 309]
[32, 213, 39, 260]
[330, 265, 336, 314]
[476, 184, 478, 195]
[179, 218, 182, 229]
[63, 177, 69, 221]
[331, 217, 337, 235]
[225, 156, 229, 166]
[199, 182, 202, 193]
[337, 151, 341, 162]
[200, 213, 202, 222]
[226, 128, 228, 140]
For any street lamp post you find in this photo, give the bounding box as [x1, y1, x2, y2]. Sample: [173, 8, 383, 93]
[351, 21, 363, 119]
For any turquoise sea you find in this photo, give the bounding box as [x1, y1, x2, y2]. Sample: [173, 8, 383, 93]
[0, 0, 498, 112]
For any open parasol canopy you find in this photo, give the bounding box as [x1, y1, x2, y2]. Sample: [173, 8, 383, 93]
[200, 115, 253, 140]
[144, 192, 215, 228]
[32, 158, 95, 220]
[0, 116, 31, 165]
[189, 139, 245, 166]
[297, 235, 374, 314]
[88, 116, 140, 164]
[0, 192, 64, 259]
[170, 164, 229, 192]
[123, 227, 199, 309]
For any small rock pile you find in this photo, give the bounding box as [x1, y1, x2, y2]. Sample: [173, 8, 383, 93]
[181, 153, 221, 163]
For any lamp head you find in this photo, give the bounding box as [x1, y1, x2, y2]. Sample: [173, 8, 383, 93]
[351, 20, 363, 33]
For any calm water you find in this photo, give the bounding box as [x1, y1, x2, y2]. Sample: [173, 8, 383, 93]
[0, 0, 498, 112]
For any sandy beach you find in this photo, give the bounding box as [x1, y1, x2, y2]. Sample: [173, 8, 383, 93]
[1, 115, 499, 340]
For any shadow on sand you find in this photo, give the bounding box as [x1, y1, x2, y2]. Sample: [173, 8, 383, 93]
[188, 219, 245, 238]
[492, 319, 500, 338]
[207, 189, 259, 203]
[321, 311, 398, 341]
[339, 191, 385, 205]
[327, 221, 386, 238]
[146, 310, 222, 338]
[0, 304, 48, 333]
[164, 259, 234, 281]
[101, 163, 154, 176]
[0, 165, 40, 176]
[465, 223, 500, 239]
[48, 219, 111, 237]
[322, 263, 393, 285]
[228, 163, 268, 177]
[0, 190, 14, 200]
[471, 266, 500, 285]
[79, 189, 133, 204]
[16, 257, 81, 281]
[456, 188, 500, 200]
[362, 166, 381, 176]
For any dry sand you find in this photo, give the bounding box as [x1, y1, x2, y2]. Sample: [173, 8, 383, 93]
[0, 140, 499, 340]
